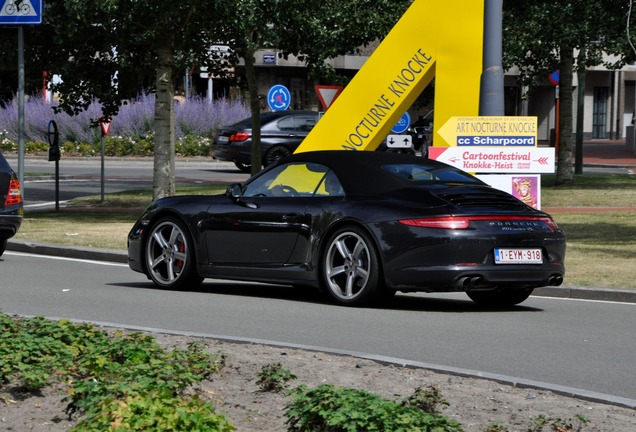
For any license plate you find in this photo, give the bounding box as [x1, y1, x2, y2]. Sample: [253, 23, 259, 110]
[494, 248, 542, 264]
[218, 136, 229, 143]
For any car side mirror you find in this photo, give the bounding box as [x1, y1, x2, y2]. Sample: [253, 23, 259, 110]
[226, 183, 243, 199]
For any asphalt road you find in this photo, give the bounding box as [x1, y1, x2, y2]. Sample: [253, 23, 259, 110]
[2, 251, 635, 408]
[6, 156, 249, 209]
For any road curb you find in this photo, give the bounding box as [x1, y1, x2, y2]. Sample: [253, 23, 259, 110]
[7, 239, 127, 264]
[7, 240, 636, 304]
[533, 285, 636, 303]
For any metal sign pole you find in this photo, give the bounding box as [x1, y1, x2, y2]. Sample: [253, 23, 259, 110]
[101, 133, 105, 203]
[55, 158, 59, 211]
[3, 1, 44, 199]
[17, 26, 25, 199]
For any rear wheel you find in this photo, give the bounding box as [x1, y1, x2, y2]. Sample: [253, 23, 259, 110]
[234, 161, 251, 173]
[0, 239, 6, 257]
[466, 288, 534, 306]
[264, 145, 292, 167]
[144, 217, 203, 290]
[321, 226, 381, 306]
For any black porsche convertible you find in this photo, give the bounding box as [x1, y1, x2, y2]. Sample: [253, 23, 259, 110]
[127, 151, 566, 307]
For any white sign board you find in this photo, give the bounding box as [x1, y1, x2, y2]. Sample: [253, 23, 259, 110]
[429, 147, 555, 174]
[386, 134, 412, 148]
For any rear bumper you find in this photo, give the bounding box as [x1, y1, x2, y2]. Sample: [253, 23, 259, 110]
[372, 222, 566, 293]
[386, 264, 565, 292]
[211, 142, 251, 164]
[0, 213, 22, 239]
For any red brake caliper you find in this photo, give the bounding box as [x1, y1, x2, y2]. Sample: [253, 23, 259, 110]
[176, 241, 185, 268]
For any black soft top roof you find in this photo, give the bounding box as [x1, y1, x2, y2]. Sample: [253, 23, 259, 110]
[284, 150, 471, 195]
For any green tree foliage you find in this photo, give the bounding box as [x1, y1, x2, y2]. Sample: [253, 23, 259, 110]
[1, 1, 411, 187]
[502, 0, 636, 185]
[213, 0, 411, 173]
[1, 0, 226, 199]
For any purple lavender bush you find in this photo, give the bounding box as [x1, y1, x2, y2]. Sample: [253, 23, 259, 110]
[0, 94, 249, 156]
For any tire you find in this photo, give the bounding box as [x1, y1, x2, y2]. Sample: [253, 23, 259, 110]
[264, 145, 292, 167]
[321, 226, 381, 306]
[144, 216, 203, 290]
[234, 161, 252, 173]
[0, 239, 6, 258]
[466, 287, 534, 307]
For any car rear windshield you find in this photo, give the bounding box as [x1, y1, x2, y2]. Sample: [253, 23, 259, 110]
[382, 163, 481, 183]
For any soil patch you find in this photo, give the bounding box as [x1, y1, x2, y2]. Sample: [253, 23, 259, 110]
[1, 332, 634, 431]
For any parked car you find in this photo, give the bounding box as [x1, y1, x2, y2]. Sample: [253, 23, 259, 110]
[212, 110, 320, 172]
[0, 151, 23, 257]
[128, 150, 566, 307]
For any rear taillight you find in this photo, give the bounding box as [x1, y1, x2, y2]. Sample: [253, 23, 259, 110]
[400, 216, 470, 229]
[230, 132, 250, 142]
[5, 179, 22, 206]
[399, 215, 560, 231]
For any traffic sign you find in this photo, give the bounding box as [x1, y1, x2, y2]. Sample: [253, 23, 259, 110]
[315, 85, 343, 111]
[437, 116, 537, 147]
[386, 134, 412, 148]
[0, 0, 42, 25]
[391, 112, 411, 134]
[549, 70, 560, 86]
[100, 117, 112, 136]
[267, 84, 291, 111]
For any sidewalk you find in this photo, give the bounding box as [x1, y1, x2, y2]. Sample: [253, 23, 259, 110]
[577, 139, 636, 169]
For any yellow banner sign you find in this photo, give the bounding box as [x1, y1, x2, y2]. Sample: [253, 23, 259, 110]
[296, 0, 484, 153]
[438, 116, 538, 147]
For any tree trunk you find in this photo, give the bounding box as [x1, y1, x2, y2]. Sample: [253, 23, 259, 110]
[244, 45, 262, 175]
[556, 45, 574, 185]
[153, 40, 176, 200]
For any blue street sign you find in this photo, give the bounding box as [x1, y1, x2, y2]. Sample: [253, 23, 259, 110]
[391, 112, 411, 134]
[267, 84, 291, 111]
[0, 0, 42, 25]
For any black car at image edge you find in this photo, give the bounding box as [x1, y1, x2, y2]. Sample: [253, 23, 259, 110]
[127, 151, 566, 307]
[0, 151, 23, 257]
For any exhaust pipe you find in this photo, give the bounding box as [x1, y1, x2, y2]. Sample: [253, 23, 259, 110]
[457, 276, 472, 288]
[456, 275, 484, 289]
[470, 276, 483, 287]
[548, 275, 563, 286]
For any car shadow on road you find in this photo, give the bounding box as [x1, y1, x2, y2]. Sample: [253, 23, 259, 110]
[117, 280, 326, 304]
[387, 293, 543, 313]
[116, 281, 542, 313]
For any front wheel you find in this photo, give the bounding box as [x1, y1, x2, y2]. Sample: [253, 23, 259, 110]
[264, 145, 292, 167]
[321, 226, 381, 306]
[144, 217, 203, 290]
[466, 288, 534, 307]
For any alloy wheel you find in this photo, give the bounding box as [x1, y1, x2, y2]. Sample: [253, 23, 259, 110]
[145, 218, 201, 289]
[323, 229, 379, 305]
